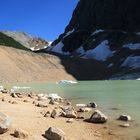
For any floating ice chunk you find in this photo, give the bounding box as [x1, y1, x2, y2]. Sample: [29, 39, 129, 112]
[57, 80, 77, 85]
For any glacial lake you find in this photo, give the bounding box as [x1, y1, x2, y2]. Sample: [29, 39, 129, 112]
[3, 80, 140, 139]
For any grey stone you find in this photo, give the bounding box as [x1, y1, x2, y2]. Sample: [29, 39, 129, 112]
[62, 106, 77, 118]
[0, 113, 12, 134]
[88, 110, 108, 123]
[118, 115, 132, 121]
[45, 127, 67, 140]
[51, 110, 58, 119]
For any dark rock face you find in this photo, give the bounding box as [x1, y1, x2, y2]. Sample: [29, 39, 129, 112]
[47, 0, 140, 79]
[66, 0, 140, 32]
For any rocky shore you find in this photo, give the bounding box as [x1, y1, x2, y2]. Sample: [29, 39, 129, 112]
[0, 87, 134, 140]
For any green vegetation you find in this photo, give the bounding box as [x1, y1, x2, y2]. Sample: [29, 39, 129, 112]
[0, 32, 30, 51]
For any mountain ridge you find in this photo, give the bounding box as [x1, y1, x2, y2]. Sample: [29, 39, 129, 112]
[1, 31, 49, 51]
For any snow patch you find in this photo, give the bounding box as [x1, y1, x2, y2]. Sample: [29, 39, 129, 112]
[48, 41, 52, 46]
[136, 32, 140, 35]
[107, 63, 114, 68]
[49, 42, 70, 55]
[75, 46, 85, 54]
[64, 29, 75, 38]
[92, 29, 104, 36]
[83, 40, 113, 61]
[123, 43, 140, 50]
[121, 56, 140, 69]
[30, 47, 35, 51]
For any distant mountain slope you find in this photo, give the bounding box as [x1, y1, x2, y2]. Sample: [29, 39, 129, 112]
[0, 32, 29, 51]
[1, 31, 49, 51]
[46, 0, 140, 79]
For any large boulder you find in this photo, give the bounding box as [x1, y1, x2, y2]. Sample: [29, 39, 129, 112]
[62, 106, 77, 118]
[0, 113, 12, 134]
[88, 110, 108, 123]
[45, 127, 67, 140]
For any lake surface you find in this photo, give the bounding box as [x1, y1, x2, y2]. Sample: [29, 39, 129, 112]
[3, 80, 140, 139]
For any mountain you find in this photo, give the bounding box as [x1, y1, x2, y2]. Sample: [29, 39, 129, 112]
[0, 31, 107, 82]
[47, 0, 140, 79]
[0, 32, 29, 51]
[1, 31, 49, 51]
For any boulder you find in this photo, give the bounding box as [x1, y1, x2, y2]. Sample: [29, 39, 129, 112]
[1, 89, 8, 94]
[0, 113, 12, 134]
[45, 127, 67, 140]
[49, 99, 59, 105]
[88, 110, 108, 123]
[51, 110, 59, 119]
[62, 106, 77, 118]
[36, 102, 48, 108]
[87, 102, 97, 108]
[44, 111, 51, 117]
[11, 93, 18, 98]
[14, 128, 28, 138]
[118, 115, 132, 121]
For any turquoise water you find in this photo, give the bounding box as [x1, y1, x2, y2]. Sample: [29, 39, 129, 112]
[3, 80, 140, 138]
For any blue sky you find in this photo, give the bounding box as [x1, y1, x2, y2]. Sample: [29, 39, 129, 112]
[0, 0, 78, 41]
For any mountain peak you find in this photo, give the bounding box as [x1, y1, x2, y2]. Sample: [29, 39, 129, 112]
[47, 0, 140, 79]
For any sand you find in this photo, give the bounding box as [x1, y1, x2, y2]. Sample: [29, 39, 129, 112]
[0, 91, 124, 140]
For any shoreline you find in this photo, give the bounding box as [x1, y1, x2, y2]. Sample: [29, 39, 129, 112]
[0, 88, 138, 140]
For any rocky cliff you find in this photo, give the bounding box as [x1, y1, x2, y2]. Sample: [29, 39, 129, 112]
[47, 0, 140, 79]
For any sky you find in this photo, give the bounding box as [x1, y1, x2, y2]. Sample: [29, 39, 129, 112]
[0, 0, 78, 41]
